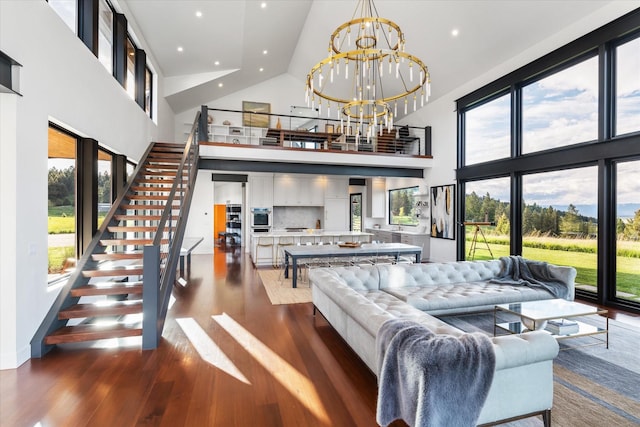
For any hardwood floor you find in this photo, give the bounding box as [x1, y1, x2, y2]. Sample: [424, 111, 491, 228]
[1, 248, 380, 427]
[2, 248, 638, 426]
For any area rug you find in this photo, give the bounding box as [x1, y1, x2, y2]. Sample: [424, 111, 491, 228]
[257, 268, 312, 305]
[439, 312, 640, 426]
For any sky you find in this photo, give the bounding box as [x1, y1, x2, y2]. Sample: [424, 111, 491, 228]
[465, 37, 640, 209]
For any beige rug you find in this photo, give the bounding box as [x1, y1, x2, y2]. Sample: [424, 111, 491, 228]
[257, 268, 312, 305]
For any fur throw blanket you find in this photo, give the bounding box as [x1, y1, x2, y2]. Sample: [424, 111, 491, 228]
[491, 255, 570, 299]
[376, 319, 496, 427]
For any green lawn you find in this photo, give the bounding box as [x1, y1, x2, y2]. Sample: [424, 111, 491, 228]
[48, 205, 106, 234]
[48, 246, 74, 274]
[466, 237, 640, 300]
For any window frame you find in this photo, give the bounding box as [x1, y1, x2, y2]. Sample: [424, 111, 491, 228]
[456, 9, 640, 314]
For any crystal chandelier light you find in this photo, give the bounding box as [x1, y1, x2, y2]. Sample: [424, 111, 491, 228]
[305, 0, 430, 143]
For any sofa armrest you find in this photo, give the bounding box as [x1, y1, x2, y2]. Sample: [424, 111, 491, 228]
[547, 264, 577, 300]
[491, 331, 559, 370]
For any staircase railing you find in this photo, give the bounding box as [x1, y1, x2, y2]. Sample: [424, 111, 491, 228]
[31, 141, 158, 357]
[142, 112, 200, 349]
[31, 113, 201, 357]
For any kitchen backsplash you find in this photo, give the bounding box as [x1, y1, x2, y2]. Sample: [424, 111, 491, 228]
[273, 206, 324, 230]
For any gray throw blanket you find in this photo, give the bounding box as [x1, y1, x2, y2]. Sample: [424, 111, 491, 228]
[376, 319, 496, 427]
[491, 255, 570, 299]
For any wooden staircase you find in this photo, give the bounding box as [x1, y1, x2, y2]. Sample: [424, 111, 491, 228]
[32, 141, 198, 355]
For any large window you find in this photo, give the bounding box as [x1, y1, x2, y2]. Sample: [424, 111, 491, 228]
[97, 148, 113, 227]
[48, 126, 77, 280]
[522, 168, 598, 294]
[464, 177, 510, 260]
[126, 37, 136, 99]
[458, 11, 640, 312]
[522, 56, 599, 153]
[616, 37, 640, 136]
[145, 66, 153, 118]
[615, 160, 640, 303]
[389, 186, 419, 226]
[464, 93, 510, 165]
[48, 0, 76, 33]
[98, 0, 114, 74]
[350, 193, 362, 232]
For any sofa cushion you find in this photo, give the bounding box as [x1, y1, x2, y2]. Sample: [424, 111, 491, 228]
[376, 261, 503, 289]
[384, 280, 554, 312]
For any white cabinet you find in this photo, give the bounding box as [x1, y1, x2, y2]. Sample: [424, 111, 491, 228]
[325, 177, 348, 199]
[208, 124, 266, 145]
[324, 198, 349, 231]
[249, 175, 273, 208]
[273, 175, 323, 206]
[366, 178, 386, 218]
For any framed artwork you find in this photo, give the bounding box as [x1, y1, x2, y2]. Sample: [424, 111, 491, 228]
[242, 101, 270, 128]
[325, 124, 335, 133]
[430, 184, 455, 239]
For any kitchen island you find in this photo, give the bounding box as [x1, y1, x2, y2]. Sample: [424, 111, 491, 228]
[250, 230, 373, 267]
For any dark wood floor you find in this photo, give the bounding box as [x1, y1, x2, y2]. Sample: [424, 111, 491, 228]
[1, 248, 638, 427]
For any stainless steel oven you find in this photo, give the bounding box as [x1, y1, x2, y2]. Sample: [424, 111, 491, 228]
[251, 208, 271, 231]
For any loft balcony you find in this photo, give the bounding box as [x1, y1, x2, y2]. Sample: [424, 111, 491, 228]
[195, 106, 433, 173]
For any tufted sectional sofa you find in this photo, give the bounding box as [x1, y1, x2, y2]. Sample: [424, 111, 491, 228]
[309, 259, 577, 426]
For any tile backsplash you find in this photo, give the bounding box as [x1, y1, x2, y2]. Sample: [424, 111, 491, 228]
[273, 206, 324, 229]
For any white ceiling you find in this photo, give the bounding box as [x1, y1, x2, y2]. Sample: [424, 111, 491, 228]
[119, 0, 633, 114]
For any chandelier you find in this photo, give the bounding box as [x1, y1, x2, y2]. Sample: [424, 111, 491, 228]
[305, 0, 430, 142]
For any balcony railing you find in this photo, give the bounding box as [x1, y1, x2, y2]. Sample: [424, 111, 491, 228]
[198, 105, 432, 157]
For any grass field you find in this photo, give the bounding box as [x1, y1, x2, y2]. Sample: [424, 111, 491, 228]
[466, 234, 640, 301]
[48, 246, 74, 274]
[48, 205, 105, 234]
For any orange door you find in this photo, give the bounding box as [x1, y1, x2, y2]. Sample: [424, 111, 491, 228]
[214, 204, 226, 243]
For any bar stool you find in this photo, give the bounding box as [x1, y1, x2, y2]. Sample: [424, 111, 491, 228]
[299, 235, 315, 245]
[256, 237, 274, 266]
[275, 236, 295, 268]
[319, 235, 334, 245]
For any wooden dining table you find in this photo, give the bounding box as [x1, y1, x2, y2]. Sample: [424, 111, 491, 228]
[283, 243, 423, 288]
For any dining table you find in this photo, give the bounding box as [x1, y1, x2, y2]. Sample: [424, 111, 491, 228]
[283, 242, 423, 288]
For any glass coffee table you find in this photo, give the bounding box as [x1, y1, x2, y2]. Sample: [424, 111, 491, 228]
[494, 299, 609, 349]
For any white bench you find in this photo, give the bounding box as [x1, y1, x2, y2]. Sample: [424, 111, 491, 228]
[179, 237, 203, 275]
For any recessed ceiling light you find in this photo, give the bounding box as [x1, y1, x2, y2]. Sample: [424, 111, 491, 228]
[214, 61, 220, 65]
[261, 2, 267, 8]
[218, 83, 223, 87]
[451, 28, 459, 37]
[195, 11, 202, 18]
[259, 67, 264, 72]
[263, 49, 268, 55]
[177, 46, 183, 52]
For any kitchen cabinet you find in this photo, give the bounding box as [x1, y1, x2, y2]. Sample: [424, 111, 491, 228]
[324, 198, 349, 231]
[273, 175, 323, 206]
[366, 177, 386, 218]
[325, 177, 348, 199]
[401, 233, 430, 260]
[249, 174, 273, 208]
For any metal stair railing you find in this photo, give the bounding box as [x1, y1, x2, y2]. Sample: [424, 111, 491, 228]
[142, 112, 200, 349]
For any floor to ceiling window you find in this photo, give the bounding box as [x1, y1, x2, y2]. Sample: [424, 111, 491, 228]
[48, 126, 77, 280]
[615, 160, 640, 304]
[522, 167, 598, 295]
[98, 0, 113, 75]
[457, 9, 640, 312]
[97, 148, 113, 227]
[463, 177, 510, 260]
[522, 56, 598, 153]
[350, 193, 362, 232]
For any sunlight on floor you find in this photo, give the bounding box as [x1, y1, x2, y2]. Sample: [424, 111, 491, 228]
[212, 313, 331, 425]
[176, 317, 251, 385]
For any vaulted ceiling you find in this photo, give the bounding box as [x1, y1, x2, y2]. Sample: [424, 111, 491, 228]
[119, 0, 631, 115]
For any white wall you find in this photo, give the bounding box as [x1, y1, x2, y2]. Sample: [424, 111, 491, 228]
[174, 73, 306, 142]
[0, 1, 173, 369]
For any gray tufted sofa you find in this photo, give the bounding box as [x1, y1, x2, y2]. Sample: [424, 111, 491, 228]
[309, 260, 577, 426]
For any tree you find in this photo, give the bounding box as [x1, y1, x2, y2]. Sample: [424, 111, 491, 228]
[623, 209, 640, 240]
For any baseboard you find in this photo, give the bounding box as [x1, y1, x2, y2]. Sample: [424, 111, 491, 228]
[0, 344, 30, 370]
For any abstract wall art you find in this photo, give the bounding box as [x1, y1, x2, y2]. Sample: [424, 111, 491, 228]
[430, 184, 455, 239]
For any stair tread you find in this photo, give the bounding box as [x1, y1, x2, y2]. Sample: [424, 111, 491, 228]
[59, 300, 143, 319]
[91, 253, 143, 261]
[71, 282, 143, 297]
[44, 324, 143, 345]
[100, 239, 169, 245]
[114, 215, 163, 220]
[82, 267, 144, 277]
